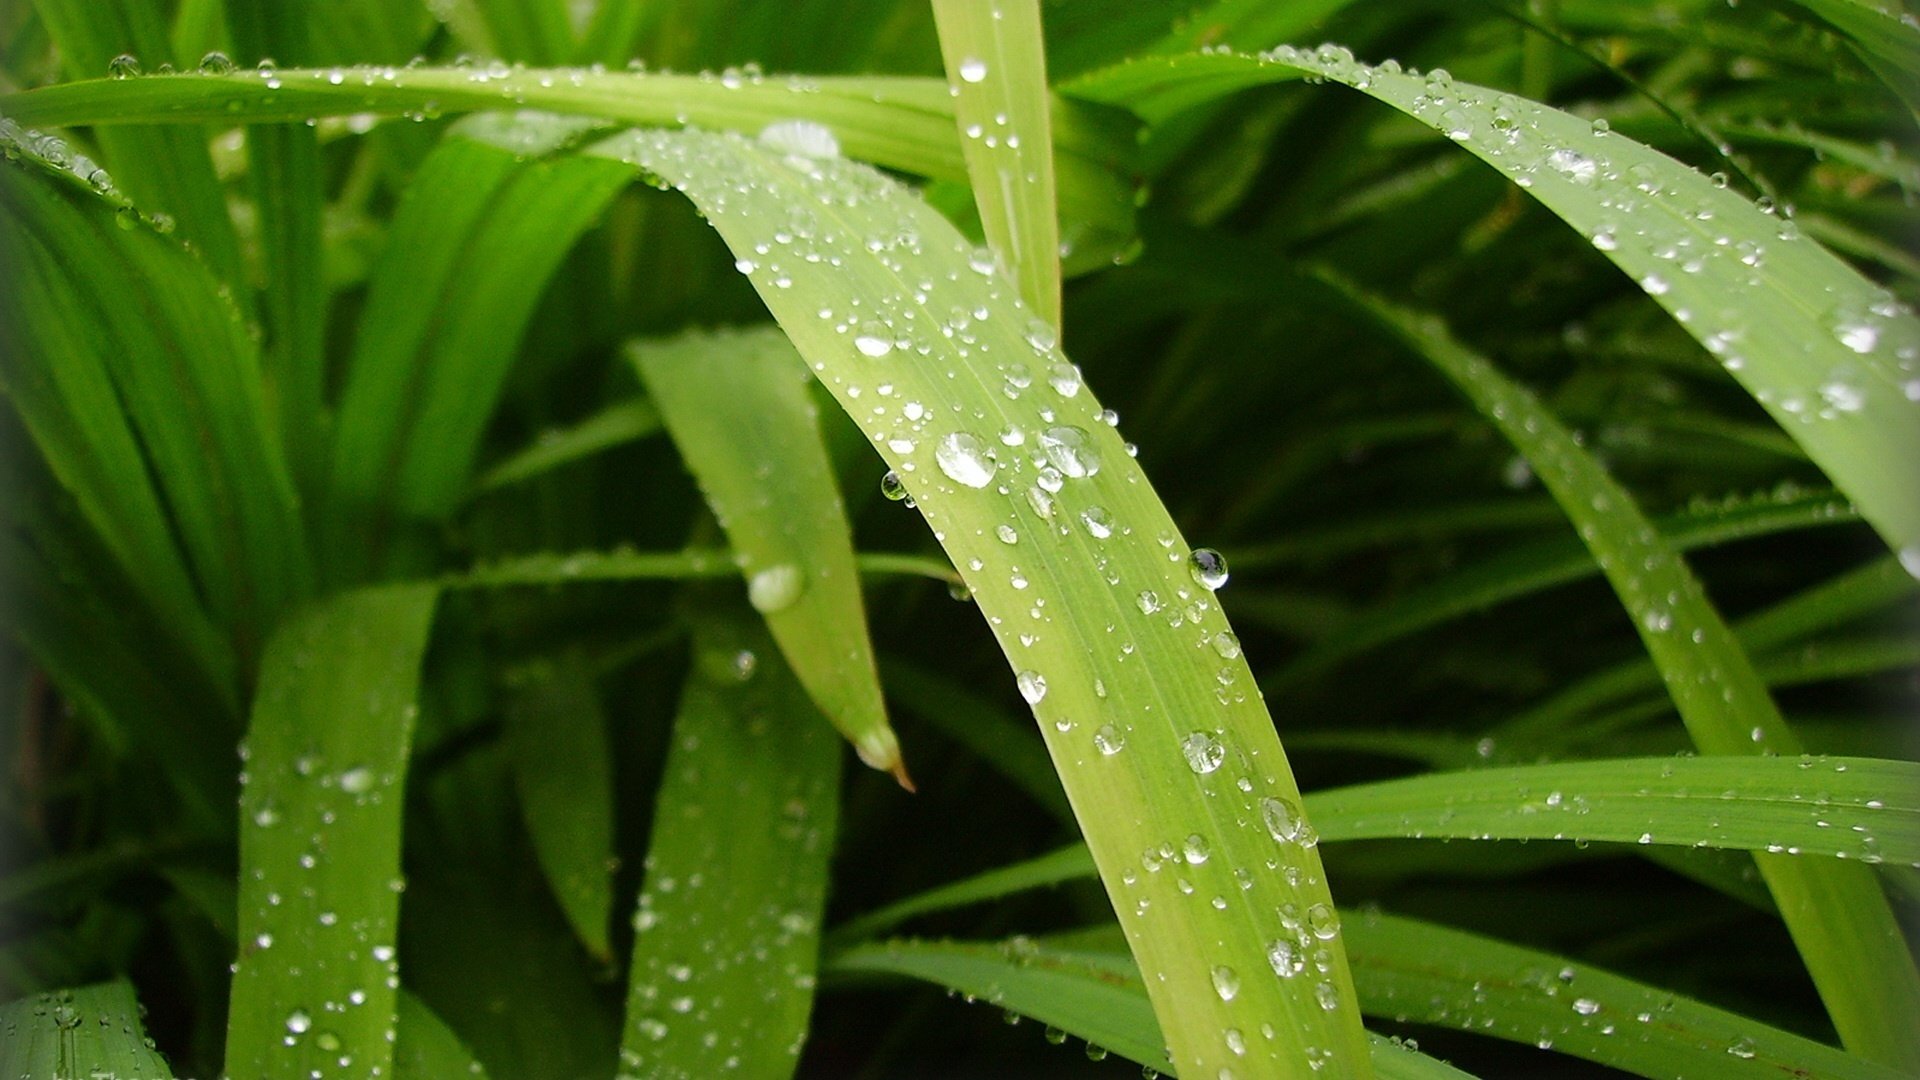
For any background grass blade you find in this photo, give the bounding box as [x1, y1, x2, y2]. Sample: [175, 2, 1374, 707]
[26, 0, 245, 288]
[592, 124, 1374, 1078]
[470, 397, 661, 498]
[503, 650, 615, 962]
[931, 0, 1063, 325]
[1066, 48, 1920, 565]
[621, 610, 841, 1079]
[634, 326, 905, 780]
[0, 981, 176, 1077]
[395, 992, 493, 1080]
[225, 584, 438, 1080]
[325, 113, 636, 579]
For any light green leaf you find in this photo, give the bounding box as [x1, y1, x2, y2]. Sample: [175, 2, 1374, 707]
[504, 651, 615, 961]
[622, 611, 841, 1079]
[1066, 48, 1920, 564]
[932, 0, 1063, 325]
[588, 125, 1372, 1078]
[0, 981, 175, 1078]
[225, 584, 439, 1080]
[634, 326, 905, 781]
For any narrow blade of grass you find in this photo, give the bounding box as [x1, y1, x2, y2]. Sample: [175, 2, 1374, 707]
[621, 610, 841, 1078]
[470, 397, 661, 498]
[828, 937, 1480, 1079]
[1317, 273, 1920, 1068]
[325, 113, 635, 580]
[395, 992, 493, 1080]
[880, 657, 1072, 822]
[1066, 48, 1920, 565]
[0, 981, 175, 1077]
[27, 0, 245, 288]
[451, 546, 958, 589]
[0, 67, 1135, 239]
[634, 326, 905, 781]
[931, 0, 1062, 325]
[503, 651, 615, 962]
[590, 125, 1374, 1078]
[225, 584, 438, 1080]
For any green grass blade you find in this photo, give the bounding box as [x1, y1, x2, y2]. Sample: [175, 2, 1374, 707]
[27, 0, 246, 288]
[634, 326, 906, 781]
[880, 657, 1073, 822]
[1066, 49, 1920, 565]
[1269, 485, 1856, 693]
[931, 0, 1063, 325]
[470, 397, 662, 497]
[225, 584, 438, 1080]
[504, 651, 615, 961]
[396, 991, 493, 1080]
[1308, 755, 1920, 863]
[325, 114, 635, 578]
[621, 610, 841, 1079]
[225, 0, 329, 496]
[452, 546, 958, 589]
[828, 842, 1096, 947]
[829, 937, 1478, 1079]
[590, 125, 1374, 1078]
[1316, 274, 1920, 1067]
[0, 981, 176, 1077]
[0, 136, 309, 669]
[0, 68, 1136, 238]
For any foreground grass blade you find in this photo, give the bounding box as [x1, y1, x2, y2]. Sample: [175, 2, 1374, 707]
[325, 114, 635, 578]
[829, 938, 1478, 1079]
[592, 126, 1373, 1078]
[226, 584, 439, 1080]
[0, 67, 1134, 238]
[1320, 275, 1920, 1068]
[0, 982, 175, 1077]
[1065, 49, 1920, 565]
[931, 0, 1063, 325]
[634, 326, 906, 781]
[504, 652, 615, 961]
[0, 136, 309, 675]
[28, 0, 245, 288]
[621, 611, 841, 1079]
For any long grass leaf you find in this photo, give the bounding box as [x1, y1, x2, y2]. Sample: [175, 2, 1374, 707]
[931, 0, 1063, 325]
[880, 657, 1073, 822]
[395, 992, 493, 1080]
[589, 125, 1374, 1078]
[0, 981, 175, 1077]
[225, 584, 438, 1079]
[634, 326, 906, 780]
[452, 547, 958, 588]
[0, 68, 1136, 239]
[1066, 49, 1920, 566]
[621, 611, 841, 1079]
[470, 397, 661, 497]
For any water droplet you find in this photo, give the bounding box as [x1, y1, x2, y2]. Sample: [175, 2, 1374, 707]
[1023, 317, 1057, 352]
[1093, 724, 1126, 755]
[1727, 1037, 1756, 1059]
[107, 54, 141, 79]
[749, 564, 804, 613]
[286, 1009, 312, 1035]
[935, 432, 998, 488]
[1267, 939, 1300, 978]
[1016, 670, 1048, 705]
[1188, 548, 1229, 590]
[958, 57, 988, 83]
[198, 51, 236, 75]
[1211, 632, 1241, 659]
[1547, 148, 1597, 184]
[1573, 998, 1601, 1016]
[758, 118, 839, 159]
[1136, 590, 1162, 615]
[1305, 903, 1339, 940]
[1183, 833, 1211, 864]
[854, 325, 894, 357]
[1261, 796, 1303, 843]
[1211, 965, 1240, 1001]
[996, 523, 1019, 545]
[880, 470, 908, 501]
[1079, 506, 1113, 539]
[1037, 426, 1100, 478]
[338, 766, 375, 795]
[1181, 732, 1226, 774]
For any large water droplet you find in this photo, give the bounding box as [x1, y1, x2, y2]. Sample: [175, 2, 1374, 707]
[107, 54, 141, 79]
[1211, 965, 1240, 1002]
[880, 470, 908, 501]
[1016, 670, 1048, 705]
[1261, 796, 1303, 843]
[758, 118, 840, 159]
[1181, 732, 1226, 774]
[1188, 548, 1229, 590]
[1093, 724, 1126, 755]
[935, 432, 998, 488]
[749, 564, 804, 613]
[1080, 505, 1113, 539]
[1037, 426, 1100, 478]
[958, 57, 988, 83]
[286, 1009, 312, 1035]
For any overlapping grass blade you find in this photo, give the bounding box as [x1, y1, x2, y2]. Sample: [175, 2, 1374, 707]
[395, 992, 493, 1080]
[0, 68, 1135, 239]
[470, 397, 661, 497]
[621, 611, 841, 1079]
[634, 326, 905, 780]
[931, 0, 1063, 325]
[27, 0, 245, 288]
[325, 113, 635, 579]
[0, 981, 175, 1077]
[452, 546, 958, 589]
[588, 125, 1373, 1077]
[880, 657, 1072, 822]
[503, 651, 614, 961]
[1316, 274, 1919, 1067]
[1066, 48, 1920, 564]
[225, 584, 438, 1079]
[225, 0, 329, 494]
[435, 0, 577, 65]
[829, 937, 1479, 1079]
[0, 136, 308, 674]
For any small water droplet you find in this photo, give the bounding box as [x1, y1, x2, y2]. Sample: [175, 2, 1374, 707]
[107, 54, 141, 79]
[1211, 965, 1240, 1001]
[748, 564, 804, 613]
[1181, 732, 1226, 774]
[1016, 670, 1048, 705]
[880, 470, 908, 501]
[1093, 724, 1126, 755]
[958, 57, 988, 83]
[286, 1009, 312, 1035]
[1080, 506, 1114, 539]
[1037, 426, 1100, 478]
